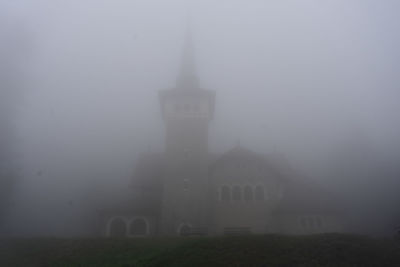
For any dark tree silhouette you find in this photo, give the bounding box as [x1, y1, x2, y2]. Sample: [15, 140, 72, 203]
[0, 15, 29, 229]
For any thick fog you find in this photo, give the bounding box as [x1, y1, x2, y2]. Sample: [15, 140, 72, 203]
[1, 0, 399, 236]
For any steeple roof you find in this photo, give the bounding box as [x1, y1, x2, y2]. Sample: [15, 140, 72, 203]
[176, 23, 199, 90]
[158, 20, 215, 120]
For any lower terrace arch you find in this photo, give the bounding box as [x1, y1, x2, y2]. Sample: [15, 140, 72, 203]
[177, 223, 192, 236]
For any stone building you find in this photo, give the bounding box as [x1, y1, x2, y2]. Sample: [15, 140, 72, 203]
[98, 28, 345, 237]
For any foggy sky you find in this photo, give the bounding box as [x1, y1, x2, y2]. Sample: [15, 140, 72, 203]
[1, 0, 400, 236]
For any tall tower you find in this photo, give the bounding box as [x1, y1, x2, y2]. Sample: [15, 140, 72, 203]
[158, 26, 215, 235]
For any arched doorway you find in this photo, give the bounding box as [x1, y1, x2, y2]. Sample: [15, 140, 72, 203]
[109, 218, 127, 237]
[178, 223, 191, 236]
[129, 218, 148, 236]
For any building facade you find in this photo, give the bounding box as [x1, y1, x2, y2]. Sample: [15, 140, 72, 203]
[99, 28, 345, 237]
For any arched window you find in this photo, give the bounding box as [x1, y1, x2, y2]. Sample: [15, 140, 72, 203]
[221, 186, 230, 201]
[109, 218, 127, 237]
[130, 218, 148, 236]
[255, 186, 264, 201]
[232, 186, 241, 201]
[244, 186, 253, 201]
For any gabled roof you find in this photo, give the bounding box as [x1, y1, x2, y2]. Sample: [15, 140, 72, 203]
[208, 145, 287, 180]
[209, 145, 343, 215]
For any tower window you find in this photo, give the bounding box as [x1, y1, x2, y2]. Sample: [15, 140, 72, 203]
[220, 186, 230, 201]
[232, 186, 241, 201]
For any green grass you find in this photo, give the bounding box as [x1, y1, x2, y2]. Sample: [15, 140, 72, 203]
[1, 234, 399, 267]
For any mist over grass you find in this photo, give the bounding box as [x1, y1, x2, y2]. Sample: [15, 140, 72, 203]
[1, 234, 400, 267]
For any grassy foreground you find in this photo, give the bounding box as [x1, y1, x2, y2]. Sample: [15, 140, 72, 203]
[1, 234, 399, 267]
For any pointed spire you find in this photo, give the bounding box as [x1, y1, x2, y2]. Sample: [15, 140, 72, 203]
[236, 139, 241, 147]
[176, 18, 199, 89]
